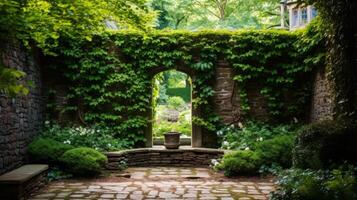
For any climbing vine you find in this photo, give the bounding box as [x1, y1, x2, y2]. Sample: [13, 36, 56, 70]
[303, 0, 357, 120]
[45, 26, 323, 145]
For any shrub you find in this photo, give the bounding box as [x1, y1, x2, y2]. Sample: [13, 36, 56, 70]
[219, 121, 298, 151]
[255, 135, 295, 168]
[271, 167, 357, 200]
[216, 150, 261, 176]
[59, 147, 108, 176]
[167, 96, 186, 111]
[293, 120, 357, 169]
[28, 138, 74, 164]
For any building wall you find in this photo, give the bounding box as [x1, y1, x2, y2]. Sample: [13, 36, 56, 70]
[0, 42, 43, 175]
[310, 68, 334, 121]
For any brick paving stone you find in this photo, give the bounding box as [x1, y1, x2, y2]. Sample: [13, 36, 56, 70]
[30, 167, 275, 200]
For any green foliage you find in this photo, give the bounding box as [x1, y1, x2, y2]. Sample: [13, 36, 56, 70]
[47, 167, 72, 181]
[167, 96, 186, 110]
[303, 0, 357, 120]
[151, 0, 282, 29]
[166, 87, 191, 102]
[219, 121, 297, 151]
[255, 135, 295, 168]
[40, 28, 320, 143]
[293, 120, 357, 169]
[59, 147, 108, 176]
[28, 138, 74, 164]
[40, 122, 131, 151]
[0, 65, 29, 96]
[153, 106, 191, 137]
[0, 0, 156, 54]
[271, 167, 357, 200]
[216, 150, 262, 177]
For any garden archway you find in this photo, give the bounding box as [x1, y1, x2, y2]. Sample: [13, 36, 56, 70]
[145, 66, 202, 148]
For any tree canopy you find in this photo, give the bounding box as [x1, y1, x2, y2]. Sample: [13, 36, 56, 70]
[150, 0, 282, 29]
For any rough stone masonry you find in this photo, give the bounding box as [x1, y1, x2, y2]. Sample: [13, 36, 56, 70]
[0, 42, 43, 175]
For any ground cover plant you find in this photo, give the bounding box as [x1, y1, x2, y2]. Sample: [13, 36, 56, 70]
[38, 122, 130, 151]
[271, 167, 357, 200]
[215, 121, 298, 176]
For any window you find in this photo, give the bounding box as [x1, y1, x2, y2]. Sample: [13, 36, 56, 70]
[312, 7, 318, 19]
[292, 9, 299, 27]
[301, 8, 308, 24]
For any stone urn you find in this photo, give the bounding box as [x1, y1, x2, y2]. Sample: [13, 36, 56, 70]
[164, 132, 181, 149]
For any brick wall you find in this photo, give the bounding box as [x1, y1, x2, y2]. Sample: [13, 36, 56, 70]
[0, 42, 42, 175]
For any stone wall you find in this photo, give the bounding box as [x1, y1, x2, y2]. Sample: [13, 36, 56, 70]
[213, 60, 269, 125]
[0, 42, 42, 175]
[213, 61, 240, 124]
[310, 68, 334, 122]
[106, 148, 225, 169]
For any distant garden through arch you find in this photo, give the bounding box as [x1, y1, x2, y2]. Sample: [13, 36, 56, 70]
[152, 70, 192, 146]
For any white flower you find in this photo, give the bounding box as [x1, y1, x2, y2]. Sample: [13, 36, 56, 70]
[64, 140, 71, 144]
[244, 147, 250, 151]
[211, 159, 220, 166]
[238, 122, 243, 128]
[222, 141, 229, 146]
[256, 137, 263, 142]
[44, 121, 50, 125]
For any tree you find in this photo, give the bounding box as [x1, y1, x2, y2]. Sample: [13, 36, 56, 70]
[0, 0, 156, 96]
[151, 0, 194, 29]
[150, 0, 282, 29]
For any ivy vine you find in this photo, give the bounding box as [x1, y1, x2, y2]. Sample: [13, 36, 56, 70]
[47, 26, 323, 145]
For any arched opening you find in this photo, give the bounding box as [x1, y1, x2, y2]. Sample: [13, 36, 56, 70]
[152, 70, 192, 147]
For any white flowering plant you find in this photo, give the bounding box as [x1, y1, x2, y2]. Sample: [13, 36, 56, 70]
[40, 122, 132, 151]
[218, 121, 298, 151]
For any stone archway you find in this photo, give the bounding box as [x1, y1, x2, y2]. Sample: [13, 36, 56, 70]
[144, 66, 202, 148]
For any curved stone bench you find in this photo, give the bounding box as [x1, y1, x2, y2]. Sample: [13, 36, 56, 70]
[105, 147, 226, 170]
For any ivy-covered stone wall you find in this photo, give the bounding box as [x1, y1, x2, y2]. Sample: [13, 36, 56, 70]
[0, 42, 43, 175]
[42, 29, 326, 147]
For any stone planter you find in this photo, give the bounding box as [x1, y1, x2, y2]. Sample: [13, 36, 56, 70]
[164, 132, 181, 149]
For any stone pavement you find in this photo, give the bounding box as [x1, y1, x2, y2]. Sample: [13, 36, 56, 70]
[30, 167, 275, 200]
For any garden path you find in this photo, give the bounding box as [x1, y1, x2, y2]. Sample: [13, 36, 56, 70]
[30, 167, 275, 200]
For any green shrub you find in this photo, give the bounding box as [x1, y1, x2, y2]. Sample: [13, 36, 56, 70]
[59, 147, 108, 176]
[271, 167, 357, 200]
[167, 96, 186, 111]
[28, 138, 74, 164]
[255, 135, 295, 168]
[293, 120, 357, 169]
[216, 150, 261, 176]
[219, 121, 298, 151]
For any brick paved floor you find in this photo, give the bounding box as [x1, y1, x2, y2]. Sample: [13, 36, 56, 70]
[30, 167, 275, 200]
